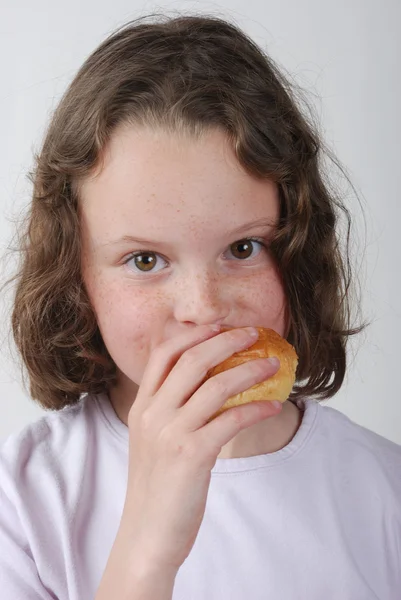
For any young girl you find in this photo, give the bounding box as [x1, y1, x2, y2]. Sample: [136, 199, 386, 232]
[0, 13, 400, 600]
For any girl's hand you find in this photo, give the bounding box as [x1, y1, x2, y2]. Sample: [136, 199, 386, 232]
[122, 325, 281, 574]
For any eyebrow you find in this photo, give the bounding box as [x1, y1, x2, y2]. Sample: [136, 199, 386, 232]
[101, 217, 275, 248]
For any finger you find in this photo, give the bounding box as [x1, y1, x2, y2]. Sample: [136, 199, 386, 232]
[153, 327, 259, 413]
[134, 325, 221, 411]
[178, 356, 280, 430]
[199, 399, 283, 454]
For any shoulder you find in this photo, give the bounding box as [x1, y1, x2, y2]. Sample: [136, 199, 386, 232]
[0, 393, 115, 598]
[318, 400, 401, 457]
[0, 394, 96, 497]
[315, 400, 401, 495]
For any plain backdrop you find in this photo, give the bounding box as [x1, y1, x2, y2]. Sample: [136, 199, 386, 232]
[0, 0, 400, 444]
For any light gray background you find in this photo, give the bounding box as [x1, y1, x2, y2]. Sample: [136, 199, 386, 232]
[0, 0, 400, 443]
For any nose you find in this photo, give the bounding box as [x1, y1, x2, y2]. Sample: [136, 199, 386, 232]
[172, 271, 230, 328]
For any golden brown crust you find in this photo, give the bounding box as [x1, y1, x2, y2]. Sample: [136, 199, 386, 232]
[205, 327, 298, 419]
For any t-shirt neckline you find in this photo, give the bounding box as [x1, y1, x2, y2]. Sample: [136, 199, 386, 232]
[94, 392, 319, 473]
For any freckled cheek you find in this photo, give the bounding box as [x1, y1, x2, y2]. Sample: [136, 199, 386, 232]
[91, 282, 168, 363]
[96, 288, 152, 334]
[239, 271, 288, 333]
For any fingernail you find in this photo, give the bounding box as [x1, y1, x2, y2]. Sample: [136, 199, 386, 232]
[272, 401, 282, 409]
[244, 327, 259, 338]
[267, 357, 280, 368]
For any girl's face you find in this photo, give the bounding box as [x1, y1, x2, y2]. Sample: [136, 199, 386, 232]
[80, 125, 288, 400]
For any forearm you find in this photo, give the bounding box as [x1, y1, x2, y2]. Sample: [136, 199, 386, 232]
[95, 527, 177, 600]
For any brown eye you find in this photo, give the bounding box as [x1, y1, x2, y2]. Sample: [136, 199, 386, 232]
[124, 250, 167, 275]
[230, 239, 260, 260]
[132, 252, 158, 272]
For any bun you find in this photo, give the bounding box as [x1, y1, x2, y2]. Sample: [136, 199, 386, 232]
[205, 327, 298, 419]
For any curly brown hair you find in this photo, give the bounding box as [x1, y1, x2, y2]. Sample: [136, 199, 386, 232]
[1, 12, 367, 410]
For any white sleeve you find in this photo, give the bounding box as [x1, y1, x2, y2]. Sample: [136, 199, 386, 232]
[0, 482, 57, 600]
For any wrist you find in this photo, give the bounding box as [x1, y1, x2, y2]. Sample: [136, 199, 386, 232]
[114, 517, 179, 581]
